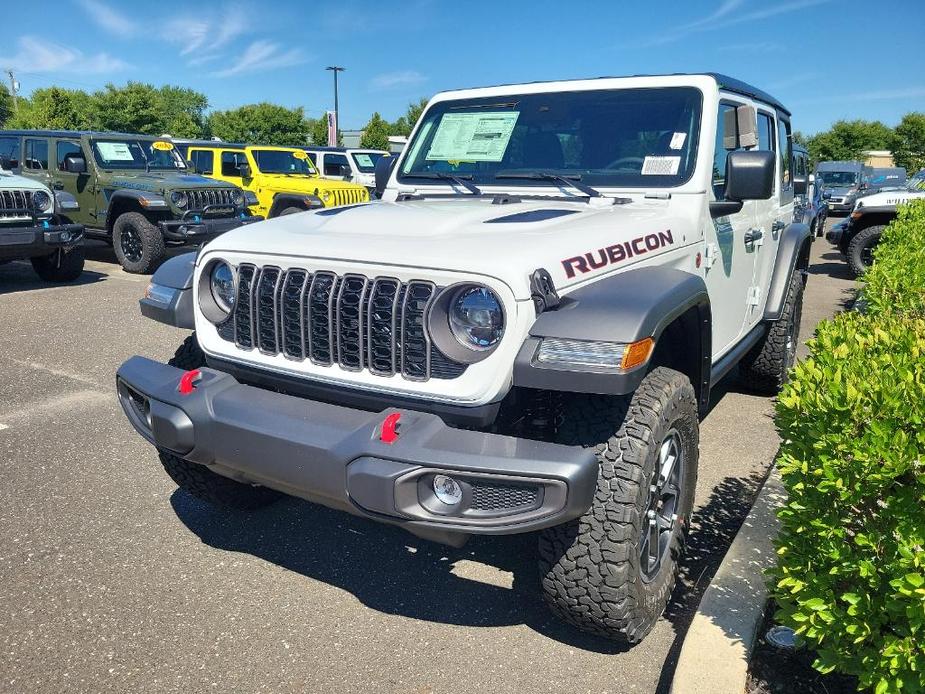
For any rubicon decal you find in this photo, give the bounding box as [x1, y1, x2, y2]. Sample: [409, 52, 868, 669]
[561, 230, 674, 278]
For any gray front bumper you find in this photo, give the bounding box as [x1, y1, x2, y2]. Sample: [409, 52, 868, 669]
[116, 356, 598, 544]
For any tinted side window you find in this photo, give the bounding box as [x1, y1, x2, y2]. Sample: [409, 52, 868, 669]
[24, 138, 49, 170]
[0, 136, 21, 168]
[324, 153, 349, 176]
[778, 116, 793, 200]
[756, 112, 775, 154]
[305, 152, 317, 165]
[712, 103, 744, 200]
[57, 141, 82, 170]
[192, 150, 214, 174]
[221, 151, 246, 177]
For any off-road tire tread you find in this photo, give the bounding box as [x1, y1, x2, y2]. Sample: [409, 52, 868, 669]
[113, 212, 165, 274]
[740, 271, 804, 394]
[537, 367, 698, 643]
[158, 450, 282, 510]
[847, 225, 884, 277]
[30, 245, 85, 282]
[168, 334, 206, 371]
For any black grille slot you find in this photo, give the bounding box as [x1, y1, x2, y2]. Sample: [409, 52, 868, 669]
[0, 189, 34, 219]
[336, 275, 368, 371]
[281, 270, 309, 359]
[233, 264, 258, 349]
[307, 271, 337, 365]
[400, 281, 435, 381]
[185, 188, 233, 215]
[221, 266, 465, 382]
[256, 267, 282, 353]
[469, 482, 539, 511]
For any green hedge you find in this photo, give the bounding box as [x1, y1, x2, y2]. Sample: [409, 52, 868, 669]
[773, 201, 925, 693]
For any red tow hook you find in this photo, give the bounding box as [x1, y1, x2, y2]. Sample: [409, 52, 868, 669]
[379, 412, 402, 444]
[178, 369, 202, 395]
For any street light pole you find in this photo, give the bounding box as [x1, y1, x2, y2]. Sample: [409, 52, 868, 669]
[325, 66, 345, 145]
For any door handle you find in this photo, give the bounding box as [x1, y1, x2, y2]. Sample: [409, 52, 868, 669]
[744, 228, 764, 244]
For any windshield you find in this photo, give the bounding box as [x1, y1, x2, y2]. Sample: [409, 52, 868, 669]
[398, 87, 702, 190]
[817, 171, 858, 187]
[253, 149, 316, 175]
[92, 139, 185, 170]
[351, 151, 386, 173]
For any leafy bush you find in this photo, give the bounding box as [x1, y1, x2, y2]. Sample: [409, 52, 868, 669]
[773, 311, 925, 693]
[863, 200, 925, 316]
[773, 200, 925, 694]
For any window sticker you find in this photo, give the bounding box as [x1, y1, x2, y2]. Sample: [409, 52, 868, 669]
[642, 156, 681, 176]
[152, 141, 174, 151]
[292, 149, 307, 159]
[97, 142, 133, 161]
[355, 153, 374, 167]
[669, 132, 687, 150]
[426, 112, 520, 162]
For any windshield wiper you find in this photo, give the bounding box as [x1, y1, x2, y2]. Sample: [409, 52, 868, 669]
[403, 171, 482, 195]
[494, 170, 602, 198]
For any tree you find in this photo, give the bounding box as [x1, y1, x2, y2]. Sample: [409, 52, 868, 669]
[156, 85, 209, 138]
[91, 82, 209, 137]
[360, 112, 391, 150]
[4, 87, 94, 130]
[806, 119, 893, 163]
[0, 85, 12, 127]
[309, 115, 330, 146]
[891, 113, 925, 173]
[390, 97, 429, 136]
[208, 103, 309, 145]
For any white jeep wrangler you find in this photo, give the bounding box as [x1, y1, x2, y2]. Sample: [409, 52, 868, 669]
[117, 73, 810, 644]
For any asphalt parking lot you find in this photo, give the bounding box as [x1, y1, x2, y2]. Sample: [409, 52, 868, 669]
[0, 226, 856, 694]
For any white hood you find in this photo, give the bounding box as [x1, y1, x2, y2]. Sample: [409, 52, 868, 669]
[857, 189, 925, 208]
[203, 197, 692, 300]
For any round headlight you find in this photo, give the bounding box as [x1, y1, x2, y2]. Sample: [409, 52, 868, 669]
[210, 262, 236, 313]
[230, 189, 244, 206]
[448, 286, 504, 351]
[32, 190, 52, 212]
[170, 191, 188, 209]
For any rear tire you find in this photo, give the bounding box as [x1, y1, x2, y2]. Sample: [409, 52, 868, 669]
[739, 270, 804, 394]
[847, 225, 883, 277]
[538, 367, 698, 644]
[113, 212, 164, 274]
[30, 246, 85, 282]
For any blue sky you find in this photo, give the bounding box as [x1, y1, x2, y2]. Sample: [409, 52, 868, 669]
[2, 0, 923, 134]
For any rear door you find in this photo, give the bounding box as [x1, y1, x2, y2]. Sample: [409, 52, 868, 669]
[51, 138, 95, 224]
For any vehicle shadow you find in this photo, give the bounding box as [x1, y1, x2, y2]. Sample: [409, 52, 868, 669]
[0, 261, 107, 295]
[806, 250, 855, 282]
[170, 488, 629, 654]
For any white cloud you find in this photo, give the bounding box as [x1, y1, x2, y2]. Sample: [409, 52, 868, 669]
[210, 40, 309, 77]
[0, 35, 130, 73]
[370, 70, 427, 91]
[717, 41, 784, 53]
[77, 0, 138, 36]
[633, 0, 831, 47]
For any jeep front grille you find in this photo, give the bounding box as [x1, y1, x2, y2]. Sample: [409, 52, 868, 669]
[0, 189, 34, 220]
[183, 188, 236, 214]
[329, 188, 368, 207]
[221, 264, 466, 381]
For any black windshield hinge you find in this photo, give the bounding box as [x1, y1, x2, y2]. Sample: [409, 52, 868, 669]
[530, 268, 560, 314]
[491, 194, 522, 205]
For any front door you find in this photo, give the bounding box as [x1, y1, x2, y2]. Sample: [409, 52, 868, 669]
[51, 139, 95, 225]
[21, 137, 52, 189]
[704, 100, 762, 358]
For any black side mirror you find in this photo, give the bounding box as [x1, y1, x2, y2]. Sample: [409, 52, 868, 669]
[338, 163, 352, 178]
[0, 155, 13, 170]
[237, 162, 251, 178]
[63, 154, 87, 174]
[374, 156, 397, 198]
[186, 159, 197, 173]
[725, 150, 775, 201]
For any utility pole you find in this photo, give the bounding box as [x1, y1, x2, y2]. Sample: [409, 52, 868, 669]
[7, 70, 19, 112]
[325, 66, 345, 144]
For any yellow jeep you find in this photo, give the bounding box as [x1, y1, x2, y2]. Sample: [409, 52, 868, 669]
[174, 141, 369, 217]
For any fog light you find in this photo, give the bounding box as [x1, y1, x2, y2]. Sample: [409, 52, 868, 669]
[433, 474, 463, 506]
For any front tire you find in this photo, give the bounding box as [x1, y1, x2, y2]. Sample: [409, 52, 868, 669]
[847, 225, 883, 277]
[30, 246, 85, 282]
[538, 367, 699, 644]
[740, 270, 804, 394]
[113, 212, 165, 274]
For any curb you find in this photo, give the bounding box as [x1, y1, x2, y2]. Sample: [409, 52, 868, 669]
[670, 467, 787, 694]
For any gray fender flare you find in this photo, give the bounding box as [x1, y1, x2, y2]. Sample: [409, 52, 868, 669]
[138, 252, 196, 329]
[764, 222, 811, 321]
[105, 189, 168, 227]
[513, 267, 711, 406]
[268, 193, 323, 218]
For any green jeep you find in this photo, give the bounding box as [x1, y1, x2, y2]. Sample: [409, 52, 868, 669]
[0, 130, 262, 273]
